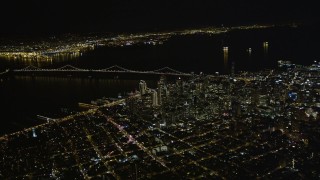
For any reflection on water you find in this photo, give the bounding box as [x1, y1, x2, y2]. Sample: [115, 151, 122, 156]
[0, 52, 82, 68]
[0, 45, 95, 69]
[0, 75, 156, 135]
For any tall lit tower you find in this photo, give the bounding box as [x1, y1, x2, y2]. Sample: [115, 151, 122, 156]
[157, 88, 162, 105]
[247, 48, 252, 60]
[164, 85, 169, 97]
[231, 62, 235, 78]
[32, 128, 37, 138]
[152, 90, 159, 106]
[223, 47, 229, 73]
[139, 80, 147, 95]
[263, 42, 269, 59]
[157, 80, 164, 105]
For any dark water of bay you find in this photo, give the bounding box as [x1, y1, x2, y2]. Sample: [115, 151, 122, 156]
[1, 25, 319, 73]
[0, 25, 319, 135]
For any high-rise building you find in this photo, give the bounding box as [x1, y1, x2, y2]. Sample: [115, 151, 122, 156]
[223, 47, 229, 74]
[152, 90, 158, 106]
[247, 48, 252, 60]
[176, 77, 184, 95]
[157, 80, 164, 105]
[139, 80, 147, 95]
[157, 88, 162, 105]
[231, 62, 235, 78]
[32, 128, 37, 138]
[164, 85, 169, 97]
[263, 42, 269, 60]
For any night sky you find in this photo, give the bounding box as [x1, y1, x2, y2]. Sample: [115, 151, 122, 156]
[0, 0, 319, 35]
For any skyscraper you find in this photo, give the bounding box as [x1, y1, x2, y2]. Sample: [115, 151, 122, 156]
[263, 42, 269, 60]
[139, 80, 147, 95]
[152, 90, 159, 106]
[164, 85, 169, 98]
[32, 128, 37, 138]
[247, 48, 252, 60]
[231, 62, 235, 78]
[223, 47, 229, 74]
[157, 88, 162, 105]
[157, 80, 164, 105]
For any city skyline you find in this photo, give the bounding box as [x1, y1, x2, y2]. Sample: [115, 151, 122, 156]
[1, 61, 320, 178]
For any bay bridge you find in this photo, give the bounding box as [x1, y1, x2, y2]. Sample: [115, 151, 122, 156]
[0, 69, 9, 75]
[0, 69, 10, 80]
[12, 65, 192, 78]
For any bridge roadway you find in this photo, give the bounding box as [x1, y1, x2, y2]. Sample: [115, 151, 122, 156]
[0, 69, 9, 75]
[0, 69, 10, 79]
[12, 65, 192, 77]
[0, 94, 138, 140]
